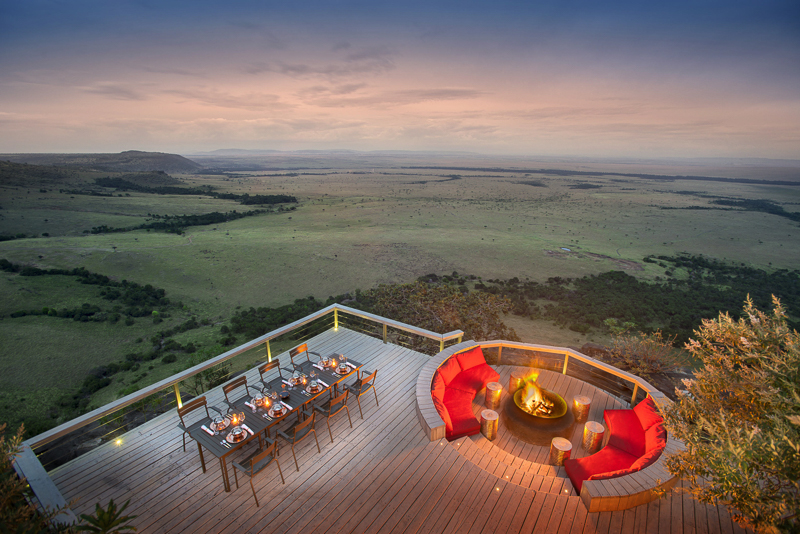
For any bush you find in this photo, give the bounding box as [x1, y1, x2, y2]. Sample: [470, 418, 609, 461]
[161, 354, 177, 364]
[664, 296, 800, 533]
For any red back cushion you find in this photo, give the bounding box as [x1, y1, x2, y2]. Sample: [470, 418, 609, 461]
[630, 447, 663, 471]
[588, 467, 636, 481]
[455, 346, 486, 371]
[645, 423, 667, 452]
[432, 396, 452, 429]
[605, 410, 646, 458]
[437, 356, 463, 385]
[431, 372, 446, 400]
[633, 396, 664, 431]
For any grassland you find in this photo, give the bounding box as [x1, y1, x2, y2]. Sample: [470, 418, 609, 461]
[1, 152, 799, 436]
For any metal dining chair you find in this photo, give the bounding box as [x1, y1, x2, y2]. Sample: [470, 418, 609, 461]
[176, 396, 210, 472]
[257, 360, 283, 390]
[288, 343, 320, 371]
[232, 438, 284, 507]
[345, 369, 378, 419]
[222, 375, 254, 409]
[277, 409, 321, 471]
[313, 389, 352, 443]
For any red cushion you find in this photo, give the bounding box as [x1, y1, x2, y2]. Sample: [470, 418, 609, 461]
[588, 467, 636, 481]
[431, 372, 446, 399]
[432, 396, 452, 430]
[630, 447, 663, 471]
[564, 445, 639, 493]
[437, 357, 462, 386]
[455, 346, 486, 371]
[444, 397, 480, 440]
[604, 409, 646, 457]
[442, 387, 475, 407]
[645, 423, 667, 452]
[448, 365, 500, 394]
[633, 397, 663, 431]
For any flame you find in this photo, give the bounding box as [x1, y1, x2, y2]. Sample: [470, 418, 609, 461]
[518, 371, 554, 416]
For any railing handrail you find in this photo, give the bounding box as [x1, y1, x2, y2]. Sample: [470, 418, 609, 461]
[475, 339, 660, 398]
[24, 304, 464, 448]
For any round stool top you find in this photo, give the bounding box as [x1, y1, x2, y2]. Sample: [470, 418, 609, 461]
[551, 437, 572, 451]
[573, 395, 591, 405]
[510, 370, 526, 379]
[584, 421, 604, 433]
[486, 382, 502, 392]
[481, 409, 499, 421]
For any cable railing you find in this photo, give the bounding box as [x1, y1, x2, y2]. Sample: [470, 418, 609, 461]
[477, 340, 660, 407]
[23, 304, 464, 471]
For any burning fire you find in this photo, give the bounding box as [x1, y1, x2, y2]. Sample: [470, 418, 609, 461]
[519, 372, 555, 416]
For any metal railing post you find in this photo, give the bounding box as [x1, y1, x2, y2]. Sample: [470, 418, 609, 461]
[383, 324, 387, 343]
[498, 346, 503, 364]
[457, 335, 463, 344]
[562, 353, 569, 375]
[266, 340, 272, 362]
[173, 383, 183, 409]
[631, 384, 639, 406]
[439, 338, 444, 352]
[334, 309, 339, 330]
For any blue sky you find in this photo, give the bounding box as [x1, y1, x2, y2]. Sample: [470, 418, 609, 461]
[1, 0, 798, 157]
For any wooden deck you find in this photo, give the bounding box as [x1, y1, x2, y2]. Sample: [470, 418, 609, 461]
[49, 328, 749, 534]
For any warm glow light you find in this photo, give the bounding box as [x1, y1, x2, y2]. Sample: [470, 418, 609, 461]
[115, 439, 122, 446]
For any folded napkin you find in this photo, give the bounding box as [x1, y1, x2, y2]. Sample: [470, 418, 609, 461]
[346, 362, 357, 369]
[201, 425, 215, 436]
[241, 424, 254, 436]
[317, 379, 329, 388]
[313, 363, 324, 371]
[281, 400, 293, 410]
[244, 401, 256, 410]
[282, 379, 292, 386]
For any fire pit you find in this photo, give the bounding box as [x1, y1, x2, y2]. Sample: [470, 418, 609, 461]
[503, 372, 574, 445]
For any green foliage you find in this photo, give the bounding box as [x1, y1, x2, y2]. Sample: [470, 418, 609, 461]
[603, 320, 689, 376]
[664, 297, 800, 533]
[76, 499, 136, 534]
[182, 344, 231, 396]
[360, 280, 520, 350]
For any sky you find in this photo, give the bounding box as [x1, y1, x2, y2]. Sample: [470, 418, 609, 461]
[1, 0, 799, 158]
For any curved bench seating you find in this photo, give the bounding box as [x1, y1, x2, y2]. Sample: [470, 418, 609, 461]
[415, 341, 686, 512]
[416, 340, 489, 441]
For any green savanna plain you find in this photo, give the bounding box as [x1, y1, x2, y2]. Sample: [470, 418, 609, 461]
[1, 154, 799, 434]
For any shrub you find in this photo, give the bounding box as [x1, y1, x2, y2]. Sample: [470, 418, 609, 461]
[664, 296, 800, 533]
[161, 354, 177, 364]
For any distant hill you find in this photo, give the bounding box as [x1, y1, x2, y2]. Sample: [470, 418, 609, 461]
[0, 160, 81, 187]
[0, 150, 201, 174]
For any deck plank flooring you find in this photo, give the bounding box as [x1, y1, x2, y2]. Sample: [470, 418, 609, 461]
[48, 328, 750, 533]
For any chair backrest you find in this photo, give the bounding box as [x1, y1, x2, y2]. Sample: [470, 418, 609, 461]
[223, 376, 249, 403]
[178, 396, 209, 426]
[360, 370, 377, 390]
[328, 390, 348, 412]
[249, 441, 277, 474]
[289, 343, 310, 365]
[291, 412, 315, 439]
[259, 360, 282, 381]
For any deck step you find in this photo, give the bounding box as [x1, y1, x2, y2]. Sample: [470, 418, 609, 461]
[449, 436, 576, 496]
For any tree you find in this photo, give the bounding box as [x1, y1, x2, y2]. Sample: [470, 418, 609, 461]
[663, 296, 800, 533]
[603, 318, 688, 376]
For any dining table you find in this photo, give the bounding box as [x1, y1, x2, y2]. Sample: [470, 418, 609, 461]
[185, 355, 363, 492]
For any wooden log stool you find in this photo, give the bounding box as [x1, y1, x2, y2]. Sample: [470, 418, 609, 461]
[509, 370, 526, 395]
[582, 421, 605, 454]
[480, 409, 499, 441]
[572, 395, 591, 423]
[549, 437, 572, 466]
[485, 382, 502, 410]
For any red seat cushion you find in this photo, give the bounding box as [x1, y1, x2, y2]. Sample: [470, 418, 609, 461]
[442, 387, 475, 407]
[564, 445, 639, 493]
[448, 364, 500, 393]
[444, 397, 480, 440]
[455, 346, 486, 371]
[437, 357, 462, 386]
[630, 447, 663, 471]
[588, 466, 637, 481]
[633, 396, 664, 431]
[604, 409, 646, 457]
[645, 423, 667, 452]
